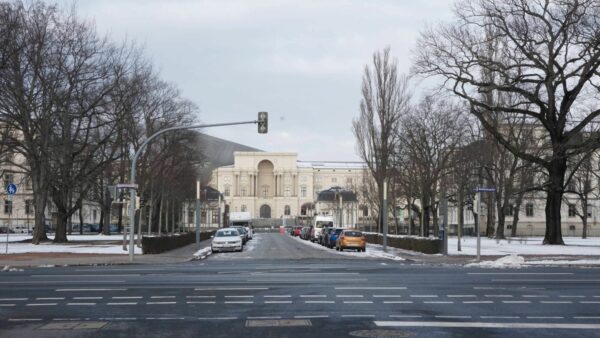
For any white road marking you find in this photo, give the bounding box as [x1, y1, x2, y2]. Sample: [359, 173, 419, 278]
[146, 302, 177, 305]
[36, 297, 64, 300]
[580, 301, 600, 304]
[150, 296, 176, 299]
[107, 302, 137, 306]
[264, 301, 293, 304]
[99, 318, 137, 321]
[146, 317, 185, 320]
[342, 315, 375, 318]
[336, 295, 364, 298]
[375, 321, 600, 329]
[8, 318, 42, 322]
[373, 295, 402, 298]
[389, 315, 422, 318]
[383, 301, 413, 304]
[224, 295, 254, 298]
[343, 301, 373, 304]
[56, 288, 127, 292]
[463, 301, 493, 304]
[53, 318, 81, 321]
[410, 295, 438, 298]
[480, 316, 520, 319]
[424, 301, 453, 304]
[336, 287, 406, 290]
[194, 287, 268, 291]
[26, 303, 57, 306]
[522, 295, 548, 298]
[74, 297, 102, 300]
[492, 279, 600, 282]
[0, 298, 27, 301]
[186, 296, 215, 299]
[224, 301, 253, 304]
[447, 295, 476, 298]
[32, 274, 140, 277]
[305, 301, 335, 304]
[300, 295, 327, 298]
[574, 317, 600, 319]
[527, 316, 564, 319]
[67, 303, 96, 306]
[559, 296, 585, 298]
[502, 301, 531, 304]
[436, 316, 472, 319]
[263, 295, 292, 298]
[197, 317, 237, 320]
[186, 301, 216, 304]
[248, 316, 282, 319]
[0, 304, 15, 307]
[484, 295, 513, 298]
[295, 315, 329, 319]
[468, 273, 573, 275]
[540, 301, 572, 304]
[112, 296, 142, 299]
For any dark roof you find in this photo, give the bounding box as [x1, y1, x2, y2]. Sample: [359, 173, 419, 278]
[197, 133, 262, 167]
[201, 185, 223, 201]
[316, 186, 358, 202]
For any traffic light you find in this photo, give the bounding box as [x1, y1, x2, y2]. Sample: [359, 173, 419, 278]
[258, 111, 268, 134]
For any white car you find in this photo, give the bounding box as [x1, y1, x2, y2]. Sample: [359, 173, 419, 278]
[211, 228, 243, 253]
[244, 226, 253, 240]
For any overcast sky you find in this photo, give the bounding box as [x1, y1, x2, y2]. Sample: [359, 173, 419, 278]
[56, 0, 455, 161]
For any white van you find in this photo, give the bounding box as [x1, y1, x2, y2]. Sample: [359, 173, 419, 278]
[312, 215, 334, 242]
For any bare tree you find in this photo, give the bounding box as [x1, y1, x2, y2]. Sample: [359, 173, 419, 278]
[353, 47, 410, 233]
[414, 0, 600, 244]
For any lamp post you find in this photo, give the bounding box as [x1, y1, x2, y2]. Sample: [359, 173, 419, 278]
[127, 117, 266, 262]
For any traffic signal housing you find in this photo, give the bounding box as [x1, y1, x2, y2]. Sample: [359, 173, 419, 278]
[258, 111, 268, 134]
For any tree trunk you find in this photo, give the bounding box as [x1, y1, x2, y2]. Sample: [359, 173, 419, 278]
[79, 207, 84, 235]
[544, 158, 566, 245]
[101, 188, 112, 235]
[486, 193, 494, 238]
[31, 193, 49, 244]
[53, 210, 69, 243]
[582, 203, 588, 239]
[159, 196, 163, 234]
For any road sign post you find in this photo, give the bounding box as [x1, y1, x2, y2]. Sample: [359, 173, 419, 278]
[5, 183, 16, 254]
[474, 187, 496, 261]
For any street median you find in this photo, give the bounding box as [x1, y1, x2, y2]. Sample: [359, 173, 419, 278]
[364, 233, 442, 254]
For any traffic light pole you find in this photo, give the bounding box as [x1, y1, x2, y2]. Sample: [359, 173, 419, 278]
[128, 119, 260, 262]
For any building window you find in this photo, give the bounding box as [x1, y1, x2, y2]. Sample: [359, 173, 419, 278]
[188, 210, 194, 224]
[241, 187, 247, 197]
[314, 185, 321, 193]
[568, 204, 577, 217]
[301, 186, 307, 198]
[261, 185, 269, 197]
[4, 200, 12, 214]
[587, 205, 593, 218]
[25, 200, 33, 215]
[346, 177, 352, 185]
[332, 177, 337, 183]
[93, 209, 97, 222]
[284, 186, 290, 197]
[361, 206, 369, 217]
[316, 177, 321, 183]
[284, 205, 291, 216]
[241, 205, 247, 212]
[525, 203, 534, 217]
[506, 205, 514, 217]
[224, 185, 230, 197]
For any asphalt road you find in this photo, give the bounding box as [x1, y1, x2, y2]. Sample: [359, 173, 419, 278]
[0, 233, 599, 337]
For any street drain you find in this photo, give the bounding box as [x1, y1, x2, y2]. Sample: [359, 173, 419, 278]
[349, 329, 414, 338]
[39, 321, 107, 330]
[246, 319, 311, 327]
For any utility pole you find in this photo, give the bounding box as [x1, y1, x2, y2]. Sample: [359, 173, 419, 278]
[383, 180, 388, 252]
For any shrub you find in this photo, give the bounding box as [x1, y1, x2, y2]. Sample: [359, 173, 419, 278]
[142, 231, 215, 254]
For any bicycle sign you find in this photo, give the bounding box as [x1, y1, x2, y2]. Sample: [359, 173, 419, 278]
[6, 183, 17, 195]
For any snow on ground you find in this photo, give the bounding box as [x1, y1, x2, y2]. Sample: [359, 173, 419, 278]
[293, 235, 405, 261]
[448, 236, 600, 256]
[0, 241, 141, 255]
[193, 247, 212, 259]
[465, 254, 526, 268]
[0, 234, 125, 243]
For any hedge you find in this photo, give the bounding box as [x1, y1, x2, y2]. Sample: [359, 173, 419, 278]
[364, 233, 442, 254]
[142, 231, 215, 254]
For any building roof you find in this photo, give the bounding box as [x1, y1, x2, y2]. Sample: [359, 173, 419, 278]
[296, 161, 367, 169]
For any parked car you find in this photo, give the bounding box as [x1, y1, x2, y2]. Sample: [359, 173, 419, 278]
[292, 226, 303, 237]
[312, 215, 334, 242]
[327, 228, 344, 248]
[211, 228, 243, 253]
[336, 230, 366, 252]
[300, 226, 312, 240]
[229, 226, 247, 245]
[320, 227, 335, 246]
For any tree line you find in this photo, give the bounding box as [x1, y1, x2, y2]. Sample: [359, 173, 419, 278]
[354, 0, 600, 245]
[0, 2, 203, 244]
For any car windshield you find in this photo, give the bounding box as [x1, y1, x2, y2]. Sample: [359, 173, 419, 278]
[334, 229, 343, 234]
[215, 230, 238, 237]
[344, 231, 362, 237]
[315, 221, 333, 228]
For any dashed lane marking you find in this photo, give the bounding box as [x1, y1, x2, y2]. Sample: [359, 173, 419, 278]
[150, 296, 176, 299]
[112, 296, 142, 299]
[300, 295, 327, 298]
[305, 301, 335, 304]
[559, 296, 585, 298]
[36, 298, 64, 300]
[265, 301, 293, 304]
[146, 302, 177, 305]
[527, 316, 565, 319]
[410, 295, 438, 298]
[343, 301, 373, 304]
[294, 315, 329, 319]
[484, 295, 512, 298]
[436, 316, 472, 319]
[56, 288, 127, 292]
[342, 315, 375, 318]
[580, 301, 600, 304]
[336, 295, 364, 298]
[463, 301, 493, 304]
[194, 287, 268, 291]
[107, 302, 137, 306]
[540, 301, 572, 304]
[523, 295, 548, 298]
[197, 317, 237, 320]
[336, 287, 407, 290]
[389, 315, 422, 318]
[447, 295, 476, 298]
[26, 303, 57, 306]
[74, 297, 102, 300]
[373, 295, 402, 298]
[225, 295, 254, 298]
[8, 318, 42, 322]
[574, 317, 600, 319]
[424, 301, 453, 304]
[248, 316, 282, 319]
[264, 295, 292, 298]
[480, 316, 520, 319]
[67, 303, 96, 306]
[502, 301, 531, 304]
[0, 298, 27, 301]
[383, 301, 413, 304]
[186, 301, 216, 304]
[375, 321, 600, 329]
[0, 304, 15, 307]
[224, 301, 254, 304]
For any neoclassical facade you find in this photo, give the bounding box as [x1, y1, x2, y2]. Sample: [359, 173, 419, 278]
[210, 152, 370, 225]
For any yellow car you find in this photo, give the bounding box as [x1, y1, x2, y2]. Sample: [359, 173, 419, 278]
[336, 230, 366, 252]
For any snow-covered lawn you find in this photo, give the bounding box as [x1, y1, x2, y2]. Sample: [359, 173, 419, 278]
[0, 242, 141, 255]
[449, 236, 600, 256]
[293, 235, 405, 261]
[0, 234, 125, 243]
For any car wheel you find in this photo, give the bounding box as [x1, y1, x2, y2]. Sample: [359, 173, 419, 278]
[335, 246, 339, 251]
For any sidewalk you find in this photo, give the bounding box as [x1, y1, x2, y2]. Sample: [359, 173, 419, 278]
[0, 239, 212, 268]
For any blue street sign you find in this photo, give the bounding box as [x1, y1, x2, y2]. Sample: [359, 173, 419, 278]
[474, 187, 496, 193]
[6, 183, 17, 195]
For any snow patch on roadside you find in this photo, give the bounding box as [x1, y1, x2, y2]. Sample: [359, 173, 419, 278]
[2, 265, 23, 272]
[292, 236, 405, 261]
[525, 259, 600, 266]
[193, 247, 212, 260]
[465, 254, 525, 268]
